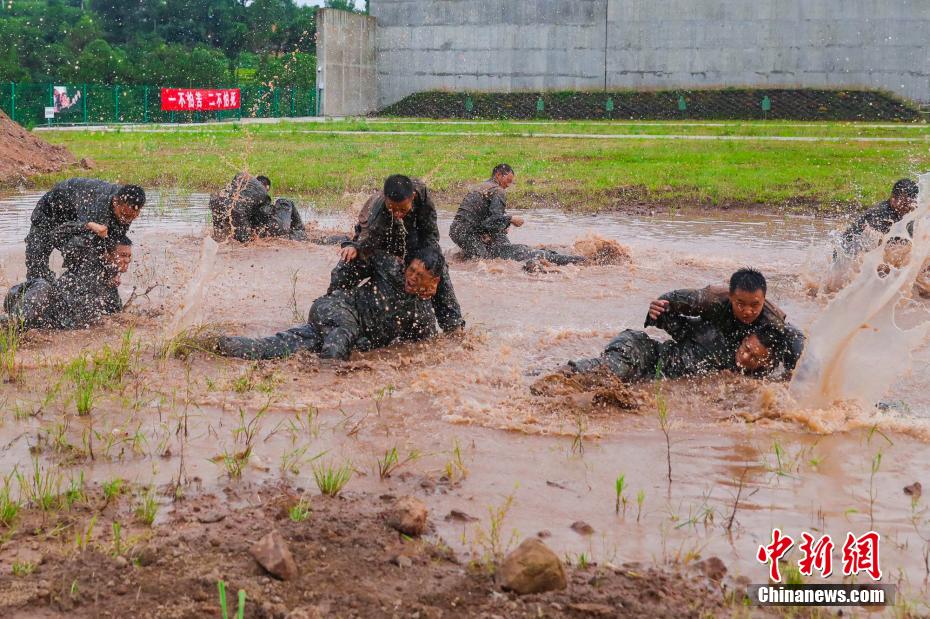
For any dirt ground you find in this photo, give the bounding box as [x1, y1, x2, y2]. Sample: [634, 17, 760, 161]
[0, 111, 78, 187]
[0, 483, 742, 618]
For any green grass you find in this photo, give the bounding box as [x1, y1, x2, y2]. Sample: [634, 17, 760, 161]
[311, 460, 353, 497]
[35, 119, 930, 212]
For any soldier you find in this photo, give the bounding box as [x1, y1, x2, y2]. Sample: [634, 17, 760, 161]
[25, 178, 145, 281]
[4, 235, 132, 331]
[450, 164, 585, 266]
[567, 269, 805, 381]
[839, 178, 918, 257]
[331, 174, 464, 332]
[210, 173, 308, 242]
[214, 246, 445, 361]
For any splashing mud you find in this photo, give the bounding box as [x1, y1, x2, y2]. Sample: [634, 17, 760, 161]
[572, 234, 632, 265]
[161, 237, 219, 339]
[791, 174, 930, 409]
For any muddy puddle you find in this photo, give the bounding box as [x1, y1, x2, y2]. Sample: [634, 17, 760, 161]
[1, 190, 929, 605]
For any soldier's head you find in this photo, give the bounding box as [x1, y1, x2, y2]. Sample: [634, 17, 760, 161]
[256, 175, 272, 191]
[728, 268, 767, 325]
[105, 236, 133, 273]
[890, 178, 919, 216]
[735, 332, 774, 374]
[383, 175, 415, 221]
[112, 185, 146, 225]
[492, 163, 515, 189]
[404, 245, 444, 300]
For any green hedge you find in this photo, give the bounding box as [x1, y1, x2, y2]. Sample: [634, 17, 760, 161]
[377, 89, 922, 122]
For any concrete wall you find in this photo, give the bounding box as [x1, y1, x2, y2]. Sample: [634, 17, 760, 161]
[317, 9, 377, 116]
[369, 0, 930, 108]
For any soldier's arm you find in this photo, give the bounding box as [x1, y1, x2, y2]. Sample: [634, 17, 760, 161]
[50, 222, 102, 259]
[779, 322, 806, 371]
[840, 212, 870, 255]
[644, 288, 709, 327]
[31, 181, 73, 227]
[481, 189, 512, 233]
[352, 201, 390, 256]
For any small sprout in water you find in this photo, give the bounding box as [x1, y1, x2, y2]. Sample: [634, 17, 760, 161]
[134, 487, 158, 526]
[636, 489, 646, 523]
[312, 460, 353, 497]
[614, 474, 627, 516]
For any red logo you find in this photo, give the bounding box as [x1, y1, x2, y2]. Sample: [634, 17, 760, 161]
[757, 530, 881, 582]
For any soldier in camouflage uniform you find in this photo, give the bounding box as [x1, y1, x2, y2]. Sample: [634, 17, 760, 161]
[568, 269, 805, 380]
[330, 174, 464, 332]
[839, 178, 918, 257]
[4, 234, 131, 331]
[25, 178, 145, 281]
[210, 174, 309, 242]
[450, 164, 585, 266]
[215, 246, 445, 361]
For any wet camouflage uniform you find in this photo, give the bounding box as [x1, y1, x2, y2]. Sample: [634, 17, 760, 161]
[25, 178, 132, 281]
[840, 200, 913, 256]
[5, 230, 122, 330]
[569, 286, 805, 380]
[450, 179, 584, 265]
[210, 174, 307, 242]
[330, 179, 464, 331]
[216, 253, 438, 360]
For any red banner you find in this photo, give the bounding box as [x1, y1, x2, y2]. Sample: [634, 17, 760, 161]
[160, 88, 240, 112]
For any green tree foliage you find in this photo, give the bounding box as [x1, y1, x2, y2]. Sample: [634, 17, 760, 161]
[0, 0, 319, 86]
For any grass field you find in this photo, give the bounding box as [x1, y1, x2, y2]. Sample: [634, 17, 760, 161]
[36, 118, 930, 213]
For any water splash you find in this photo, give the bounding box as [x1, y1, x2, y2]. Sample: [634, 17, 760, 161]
[162, 237, 219, 339]
[790, 174, 930, 408]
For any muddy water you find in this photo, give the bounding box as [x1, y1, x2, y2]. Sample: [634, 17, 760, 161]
[1, 191, 929, 598]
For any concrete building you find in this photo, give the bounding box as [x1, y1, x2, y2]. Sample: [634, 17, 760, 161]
[316, 1, 930, 115]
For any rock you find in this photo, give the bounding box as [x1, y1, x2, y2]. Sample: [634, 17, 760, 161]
[570, 521, 595, 535]
[250, 530, 298, 581]
[390, 555, 413, 569]
[135, 545, 158, 566]
[197, 510, 227, 524]
[904, 482, 922, 499]
[498, 538, 567, 595]
[285, 606, 325, 619]
[114, 555, 128, 568]
[536, 530, 552, 539]
[694, 556, 727, 582]
[444, 509, 478, 523]
[384, 496, 428, 537]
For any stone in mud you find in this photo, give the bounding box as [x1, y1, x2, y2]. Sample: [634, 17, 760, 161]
[445, 509, 478, 523]
[384, 496, 428, 537]
[693, 556, 728, 582]
[568, 603, 614, 616]
[250, 530, 298, 581]
[904, 482, 922, 499]
[498, 538, 567, 595]
[570, 521, 595, 535]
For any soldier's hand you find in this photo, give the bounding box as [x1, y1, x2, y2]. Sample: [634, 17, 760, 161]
[648, 299, 669, 320]
[86, 222, 109, 238]
[340, 246, 358, 262]
[510, 216, 525, 227]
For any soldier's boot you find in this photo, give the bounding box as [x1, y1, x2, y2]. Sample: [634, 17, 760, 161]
[538, 250, 586, 266]
[319, 327, 355, 361]
[215, 325, 322, 360]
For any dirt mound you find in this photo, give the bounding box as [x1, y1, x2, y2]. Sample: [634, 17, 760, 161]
[0, 110, 76, 185]
[573, 234, 632, 265]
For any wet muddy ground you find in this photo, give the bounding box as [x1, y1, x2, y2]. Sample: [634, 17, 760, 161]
[1, 191, 929, 616]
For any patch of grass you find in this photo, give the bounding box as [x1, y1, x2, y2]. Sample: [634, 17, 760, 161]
[289, 497, 312, 522]
[614, 474, 627, 517]
[311, 460, 353, 497]
[133, 487, 158, 526]
[38, 119, 930, 212]
[158, 323, 224, 360]
[443, 438, 468, 482]
[17, 455, 61, 511]
[0, 471, 21, 527]
[471, 489, 519, 573]
[376, 446, 420, 480]
[102, 478, 125, 502]
[11, 560, 35, 577]
[0, 317, 23, 383]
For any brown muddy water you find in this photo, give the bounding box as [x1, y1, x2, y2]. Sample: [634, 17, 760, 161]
[1, 190, 930, 606]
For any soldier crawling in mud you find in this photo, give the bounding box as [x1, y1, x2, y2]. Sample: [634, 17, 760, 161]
[331, 174, 464, 332]
[3, 234, 132, 331]
[450, 164, 585, 267]
[214, 246, 445, 361]
[210, 173, 313, 243]
[839, 178, 918, 257]
[25, 177, 145, 282]
[565, 269, 805, 381]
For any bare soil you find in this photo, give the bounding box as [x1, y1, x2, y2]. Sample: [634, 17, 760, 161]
[0, 111, 78, 186]
[0, 483, 742, 618]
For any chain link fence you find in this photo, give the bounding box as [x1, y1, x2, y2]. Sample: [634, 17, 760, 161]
[378, 89, 923, 122]
[0, 84, 317, 127]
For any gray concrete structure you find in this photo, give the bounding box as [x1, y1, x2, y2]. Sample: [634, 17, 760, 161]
[364, 0, 930, 108]
[317, 9, 378, 116]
